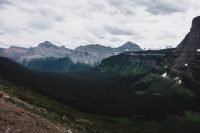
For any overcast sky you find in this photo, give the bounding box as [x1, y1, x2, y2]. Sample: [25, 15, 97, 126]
[0, 0, 199, 49]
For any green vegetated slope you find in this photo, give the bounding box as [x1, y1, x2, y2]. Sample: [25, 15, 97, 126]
[98, 49, 193, 97]
[98, 49, 175, 75]
[25, 57, 93, 72]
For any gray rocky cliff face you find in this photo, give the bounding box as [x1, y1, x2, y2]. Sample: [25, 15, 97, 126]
[174, 16, 200, 68]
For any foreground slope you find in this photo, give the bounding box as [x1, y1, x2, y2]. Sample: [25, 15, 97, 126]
[0, 93, 69, 133]
[1, 74, 200, 133]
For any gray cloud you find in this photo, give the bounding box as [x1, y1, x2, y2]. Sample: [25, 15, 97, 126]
[0, 0, 199, 49]
[107, 0, 135, 15]
[0, 0, 12, 9]
[107, 0, 190, 15]
[54, 16, 65, 22]
[136, 0, 190, 15]
[29, 21, 52, 31]
[0, 0, 10, 5]
[146, 5, 185, 15]
[105, 26, 134, 35]
[0, 28, 4, 35]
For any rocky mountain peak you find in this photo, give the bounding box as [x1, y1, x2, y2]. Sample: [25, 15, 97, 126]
[124, 41, 136, 45]
[117, 41, 142, 52]
[6, 46, 27, 54]
[176, 16, 200, 52]
[191, 16, 200, 31]
[38, 41, 58, 48]
[174, 16, 200, 68]
[120, 41, 138, 48]
[8, 46, 27, 50]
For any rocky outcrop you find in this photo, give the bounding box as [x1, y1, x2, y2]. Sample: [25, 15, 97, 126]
[174, 16, 200, 68]
[176, 16, 200, 52]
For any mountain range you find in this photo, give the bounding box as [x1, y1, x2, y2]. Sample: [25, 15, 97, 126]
[0, 41, 142, 72]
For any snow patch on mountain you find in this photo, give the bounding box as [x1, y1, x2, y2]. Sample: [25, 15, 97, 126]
[162, 72, 167, 78]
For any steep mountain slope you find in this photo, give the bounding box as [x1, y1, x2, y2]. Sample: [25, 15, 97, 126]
[172, 16, 200, 91]
[174, 16, 200, 68]
[0, 92, 69, 133]
[98, 49, 175, 75]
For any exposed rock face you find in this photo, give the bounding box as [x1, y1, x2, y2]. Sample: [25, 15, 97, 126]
[0, 46, 28, 61]
[177, 16, 200, 52]
[174, 16, 200, 68]
[191, 16, 200, 32]
[38, 41, 59, 48]
[70, 42, 142, 65]
[19, 41, 72, 64]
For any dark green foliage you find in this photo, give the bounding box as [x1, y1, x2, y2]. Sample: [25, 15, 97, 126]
[25, 57, 93, 72]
